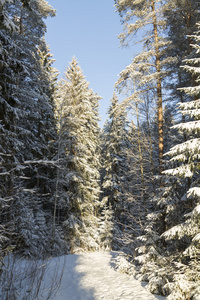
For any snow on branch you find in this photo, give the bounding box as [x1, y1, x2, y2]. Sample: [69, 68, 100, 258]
[187, 187, 200, 198]
[24, 160, 59, 166]
[163, 164, 194, 178]
[22, 189, 37, 194]
[164, 138, 200, 158]
[173, 120, 200, 133]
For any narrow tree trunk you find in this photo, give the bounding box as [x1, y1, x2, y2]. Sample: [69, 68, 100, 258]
[151, 0, 164, 176]
[52, 121, 61, 247]
[135, 105, 146, 216]
[146, 102, 155, 192]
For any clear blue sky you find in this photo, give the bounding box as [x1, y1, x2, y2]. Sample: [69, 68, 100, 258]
[45, 0, 139, 127]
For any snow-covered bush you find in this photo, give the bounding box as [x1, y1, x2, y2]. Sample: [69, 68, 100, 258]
[99, 205, 114, 250]
[0, 254, 65, 300]
[114, 253, 135, 277]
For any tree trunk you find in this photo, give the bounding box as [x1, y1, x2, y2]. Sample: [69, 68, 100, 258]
[151, 0, 164, 177]
[146, 99, 155, 192]
[135, 105, 146, 216]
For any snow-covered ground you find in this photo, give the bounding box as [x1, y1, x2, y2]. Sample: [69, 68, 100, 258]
[40, 251, 165, 300]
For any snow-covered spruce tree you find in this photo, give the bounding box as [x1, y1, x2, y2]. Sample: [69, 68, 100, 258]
[34, 42, 68, 255]
[0, 0, 64, 257]
[102, 93, 133, 250]
[164, 0, 200, 110]
[0, 0, 19, 261]
[53, 76, 75, 254]
[133, 24, 200, 298]
[129, 108, 188, 297]
[0, 0, 16, 31]
[0, 0, 34, 255]
[12, 1, 62, 257]
[160, 24, 200, 299]
[55, 57, 102, 253]
[123, 120, 155, 240]
[98, 204, 114, 250]
[115, 65, 166, 259]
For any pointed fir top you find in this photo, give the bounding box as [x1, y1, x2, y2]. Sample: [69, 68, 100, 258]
[107, 92, 119, 118]
[65, 56, 87, 82]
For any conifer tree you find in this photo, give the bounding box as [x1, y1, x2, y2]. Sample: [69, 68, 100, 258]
[0, 0, 62, 257]
[163, 23, 200, 251]
[157, 23, 200, 299]
[0, 0, 16, 31]
[164, 0, 200, 108]
[55, 58, 102, 253]
[0, 0, 19, 255]
[115, 0, 174, 175]
[134, 24, 200, 299]
[115, 66, 160, 240]
[98, 205, 113, 250]
[102, 93, 132, 249]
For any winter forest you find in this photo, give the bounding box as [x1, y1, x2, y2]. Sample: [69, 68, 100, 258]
[1, 0, 200, 299]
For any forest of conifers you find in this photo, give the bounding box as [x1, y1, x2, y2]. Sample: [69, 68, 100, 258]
[1, 0, 200, 299]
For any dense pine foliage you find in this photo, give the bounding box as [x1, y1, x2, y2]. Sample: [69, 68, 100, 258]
[54, 58, 102, 253]
[1, 0, 200, 299]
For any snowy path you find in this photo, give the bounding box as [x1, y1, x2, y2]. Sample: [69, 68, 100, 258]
[42, 251, 165, 300]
